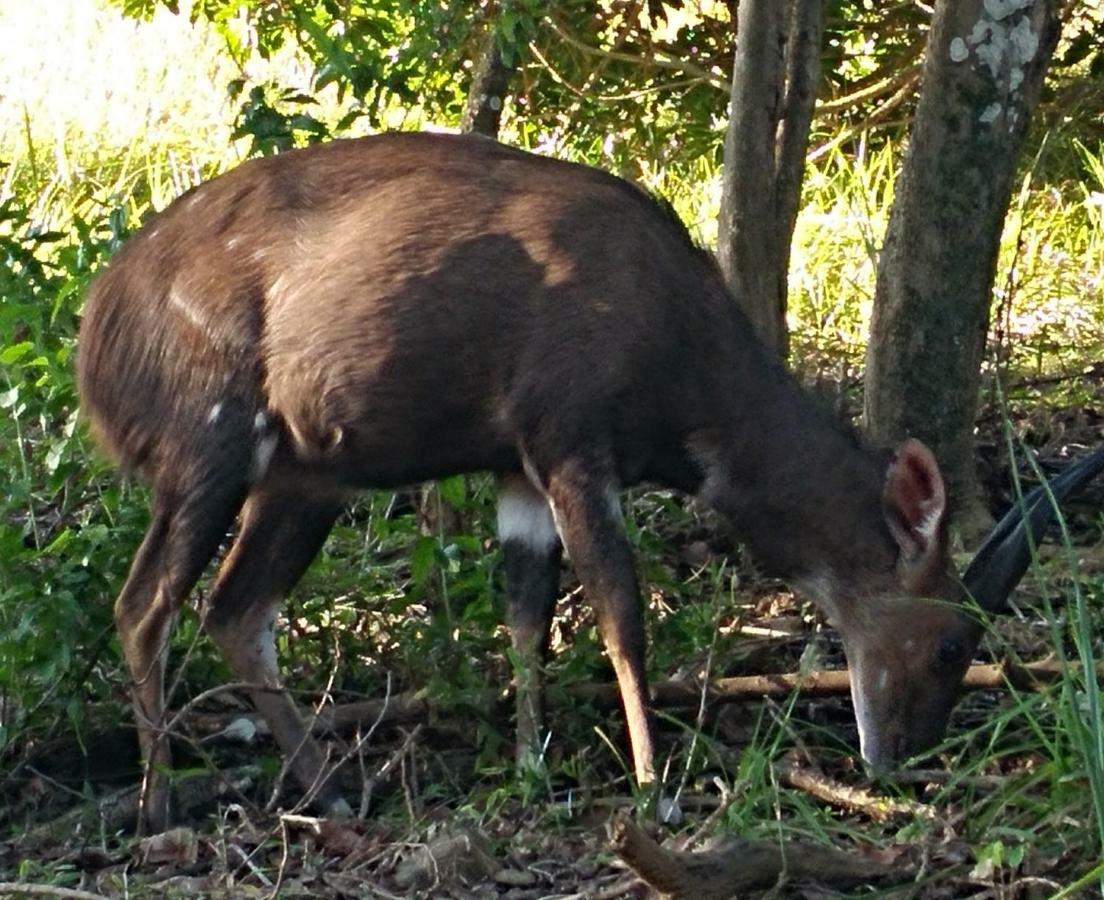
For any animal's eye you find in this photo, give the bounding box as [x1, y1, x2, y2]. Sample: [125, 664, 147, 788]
[936, 637, 962, 668]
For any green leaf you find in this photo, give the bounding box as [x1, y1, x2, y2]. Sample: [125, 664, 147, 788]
[44, 438, 69, 474]
[438, 475, 467, 508]
[0, 341, 33, 365]
[410, 535, 439, 589]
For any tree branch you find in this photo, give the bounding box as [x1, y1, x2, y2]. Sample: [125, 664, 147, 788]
[184, 658, 1094, 739]
[544, 16, 731, 91]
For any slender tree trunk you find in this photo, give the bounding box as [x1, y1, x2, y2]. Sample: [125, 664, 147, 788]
[717, 0, 824, 359]
[461, 26, 511, 138]
[863, 0, 1061, 536]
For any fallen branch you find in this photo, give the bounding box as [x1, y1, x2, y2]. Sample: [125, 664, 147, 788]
[183, 657, 1097, 740]
[775, 757, 932, 822]
[607, 811, 911, 898]
[0, 886, 108, 900]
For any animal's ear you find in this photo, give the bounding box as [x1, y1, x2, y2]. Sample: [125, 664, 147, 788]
[883, 438, 947, 564]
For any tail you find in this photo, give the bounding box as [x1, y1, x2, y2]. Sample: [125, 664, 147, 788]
[77, 253, 265, 484]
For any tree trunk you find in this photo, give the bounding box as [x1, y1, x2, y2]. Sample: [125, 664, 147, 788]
[717, 0, 824, 359]
[863, 0, 1061, 536]
[460, 27, 511, 138]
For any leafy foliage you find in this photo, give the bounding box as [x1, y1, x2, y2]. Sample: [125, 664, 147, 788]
[0, 184, 137, 755]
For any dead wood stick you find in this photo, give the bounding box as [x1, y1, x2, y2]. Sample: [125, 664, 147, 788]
[775, 758, 932, 822]
[0, 885, 108, 900]
[607, 811, 909, 898]
[184, 658, 1095, 739]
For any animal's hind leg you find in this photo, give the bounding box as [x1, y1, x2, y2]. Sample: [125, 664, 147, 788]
[497, 474, 562, 771]
[114, 476, 248, 834]
[201, 486, 348, 816]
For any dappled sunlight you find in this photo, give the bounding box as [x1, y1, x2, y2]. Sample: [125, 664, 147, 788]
[787, 144, 1104, 383]
[0, 0, 310, 213]
[1, 2, 234, 173]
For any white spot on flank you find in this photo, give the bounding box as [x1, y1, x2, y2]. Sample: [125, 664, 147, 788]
[167, 287, 211, 338]
[250, 433, 278, 482]
[207, 403, 223, 424]
[268, 272, 290, 303]
[254, 411, 268, 432]
[497, 484, 559, 551]
[949, 37, 969, 62]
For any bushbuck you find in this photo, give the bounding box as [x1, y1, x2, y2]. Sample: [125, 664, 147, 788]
[77, 131, 1104, 832]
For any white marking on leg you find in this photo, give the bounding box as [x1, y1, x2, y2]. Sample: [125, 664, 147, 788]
[207, 402, 223, 424]
[497, 483, 559, 551]
[250, 433, 278, 482]
[254, 411, 269, 432]
[256, 605, 279, 675]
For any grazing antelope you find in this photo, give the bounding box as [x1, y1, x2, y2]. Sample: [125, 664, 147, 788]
[77, 131, 1104, 832]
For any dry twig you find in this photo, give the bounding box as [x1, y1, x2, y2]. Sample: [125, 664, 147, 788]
[0, 885, 108, 900]
[184, 658, 1097, 741]
[775, 756, 933, 822]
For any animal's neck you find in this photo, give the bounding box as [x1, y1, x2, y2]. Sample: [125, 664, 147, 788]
[693, 374, 896, 596]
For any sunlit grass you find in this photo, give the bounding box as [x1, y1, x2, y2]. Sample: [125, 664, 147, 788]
[0, 0, 318, 227]
[3, 1, 1101, 389]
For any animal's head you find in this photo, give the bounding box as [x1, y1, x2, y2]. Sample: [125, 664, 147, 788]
[828, 440, 1104, 770]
